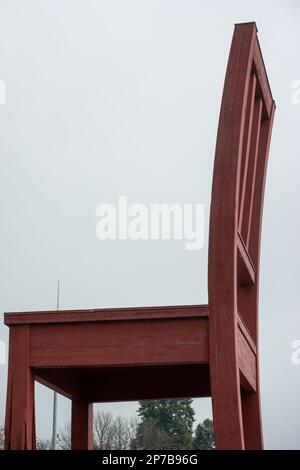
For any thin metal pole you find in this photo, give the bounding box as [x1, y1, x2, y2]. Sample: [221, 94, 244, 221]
[51, 280, 60, 450]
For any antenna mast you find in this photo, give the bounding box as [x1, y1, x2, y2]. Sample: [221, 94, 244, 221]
[51, 280, 60, 449]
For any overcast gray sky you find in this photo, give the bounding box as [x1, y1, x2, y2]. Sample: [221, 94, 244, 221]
[0, 0, 299, 449]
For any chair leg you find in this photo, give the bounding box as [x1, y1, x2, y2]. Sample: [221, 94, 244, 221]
[210, 364, 245, 449]
[5, 326, 36, 450]
[210, 357, 263, 449]
[71, 400, 93, 449]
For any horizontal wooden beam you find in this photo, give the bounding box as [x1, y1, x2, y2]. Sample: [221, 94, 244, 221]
[34, 364, 211, 402]
[34, 368, 82, 401]
[4, 304, 209, 326]
[82, 364, 211, 402]
[29, 316, 209, 368]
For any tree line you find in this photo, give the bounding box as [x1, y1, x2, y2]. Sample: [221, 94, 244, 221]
[0, 399, 214, 450]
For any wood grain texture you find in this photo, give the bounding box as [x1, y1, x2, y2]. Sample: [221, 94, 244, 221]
[208, 22, 257, 450]
[237, 324, 257, 392]
[4, 304, 209, 326]
[238, 73, 257, 229]
[30, 317, 209, 367]
[241, 98, 263, 247]
[208, 22, 275, 449]
[5, 326, 36, 449]
[35, 368, 82, 401]
[253, 40, 274, 119]
[71, 401, 93, 450]
[237, 232, 256, 286]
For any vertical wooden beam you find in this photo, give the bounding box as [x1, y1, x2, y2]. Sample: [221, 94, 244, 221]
[241, 388, 263, 449]
[209, 21, 275, 449]
[71, 401, 93, 449]
[208, 22, 257, 450]
[242, 98, 263, 248]
[238, 73, 257, 229]
[5, 326, 36, 449]
[248, 104, 276, 266]
[241, 105, 275, 449]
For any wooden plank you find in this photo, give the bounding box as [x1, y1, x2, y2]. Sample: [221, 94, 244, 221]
[82, 364, 211, 402]
[71, 401, 93, 450]
[208, 22, 258, 450]
[4, 304, 209, 326]
[35, 364, 211, 402]
[248, 103, 276, 265]
[5, 326, 36, 449]
[253, 39, 274, 119]
[238, 73, 257, 229]
[237, 313, 257, 355]
[241, 98, 263, 248]
[241, 389, 263, 449]
[237, 325, 257, 392]
[4, 329, 13, 450]
[34, 368, 82, 401]
[30, 317, 209, 368]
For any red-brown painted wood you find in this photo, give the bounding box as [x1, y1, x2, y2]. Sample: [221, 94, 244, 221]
[4, 304, 208, 326]
[33, 364, 210, 403]
[5, 326, 36, 449]
[4, 22, 275, 450]
[35, 368, 82, 401]
[71, 401, 93, 450]
[237, 327, 256, 392]
[82, 364, 211, 403]
[208, 22, 275, 449]
[238, 73, 257, 230]
[29, 317, 209, 368]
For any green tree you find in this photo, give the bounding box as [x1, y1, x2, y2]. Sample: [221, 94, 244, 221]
[136, 400, 195, 449]
[192, 419, 215, 449]
[131, 420, 173, 450]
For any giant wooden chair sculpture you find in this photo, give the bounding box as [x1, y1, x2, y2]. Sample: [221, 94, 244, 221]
[4, 23, 275, 450]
